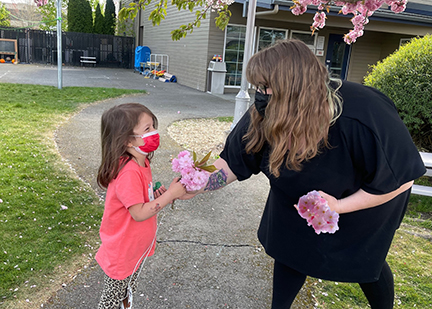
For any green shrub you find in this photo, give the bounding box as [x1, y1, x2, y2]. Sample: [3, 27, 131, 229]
[364, 35, 432, 151]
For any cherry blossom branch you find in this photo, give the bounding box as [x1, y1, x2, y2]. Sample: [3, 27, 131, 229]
[34, 0, 49, 7]
[291, 0, 408, 44]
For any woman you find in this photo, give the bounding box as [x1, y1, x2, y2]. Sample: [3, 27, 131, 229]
[187, 39, 425, 308]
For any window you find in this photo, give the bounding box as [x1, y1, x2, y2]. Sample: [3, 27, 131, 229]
[224, 25, 246, 87]
[256, 27, 288, 52]
[399, 38, 412, 47]
[290, 31, 318, 53]
[223, 26, 319, 87]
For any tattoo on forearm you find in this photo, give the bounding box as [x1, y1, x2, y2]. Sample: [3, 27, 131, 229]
[204, 168, 228, 191]
[152, 203, 161, 212]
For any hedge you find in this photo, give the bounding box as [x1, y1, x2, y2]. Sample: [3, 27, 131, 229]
[364, 35, 432, 151]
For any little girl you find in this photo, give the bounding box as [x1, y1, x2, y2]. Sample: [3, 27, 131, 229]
[95, 103, 186, 309]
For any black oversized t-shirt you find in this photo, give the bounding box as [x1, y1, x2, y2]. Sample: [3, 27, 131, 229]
[220, 81, 426, 282]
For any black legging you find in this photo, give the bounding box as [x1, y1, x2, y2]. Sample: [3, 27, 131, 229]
[272, 260, 394, 309]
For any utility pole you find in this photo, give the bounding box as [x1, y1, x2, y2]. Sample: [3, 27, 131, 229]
[232, 0, 256, 129]
[56, 0, 62, 89]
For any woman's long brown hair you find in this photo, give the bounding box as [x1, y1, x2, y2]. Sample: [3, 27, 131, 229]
[97, 103, 158, 188]
[245, 39, 342, 177]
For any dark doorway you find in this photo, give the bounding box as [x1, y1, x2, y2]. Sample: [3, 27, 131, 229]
[325, 34, 351, 79]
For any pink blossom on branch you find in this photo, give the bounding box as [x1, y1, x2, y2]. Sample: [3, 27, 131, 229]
[351, 13, 369, 29]
[390, 0, 407, 13]
[290, 0, 408, 44]
[311, 11, 327, 32]
[206, 0, 235, 11]
[338, 2, 359, 14]
[291, 4, 308, 15]
[344, 29, 364, 43]
[34, 0, 48, 7]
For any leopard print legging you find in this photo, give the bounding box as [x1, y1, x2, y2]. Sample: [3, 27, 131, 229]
[98, 271, 139, 309]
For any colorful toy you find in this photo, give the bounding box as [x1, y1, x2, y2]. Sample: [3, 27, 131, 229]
[212, 55, 222, 62]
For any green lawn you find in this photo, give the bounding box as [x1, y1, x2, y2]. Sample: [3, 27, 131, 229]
[0, 83, 143, 308]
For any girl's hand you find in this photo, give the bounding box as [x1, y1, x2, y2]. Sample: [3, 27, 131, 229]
[154, 185, 167, 199]
[167, 177, 186, 199]
[318, 190, 341, 213]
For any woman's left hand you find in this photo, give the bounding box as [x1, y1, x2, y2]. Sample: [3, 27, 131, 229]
[318, 190, 341, 213]
[178, 191, 198, 200]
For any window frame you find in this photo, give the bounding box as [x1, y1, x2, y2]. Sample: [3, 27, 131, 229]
[255, 27, 289, 53]
[289, 30, 318, 54]
[399, 38, 412, 47]
[223, 24, 246, 88]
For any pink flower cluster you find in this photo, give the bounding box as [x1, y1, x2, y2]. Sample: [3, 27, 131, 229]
[290, 0, 408, 43]
[172, 150, 210, 191]
[312, 11, 327, 30]
[34, 0, 48, 7]
[206, 0, 234, 11]
[297, 190, 339, 234]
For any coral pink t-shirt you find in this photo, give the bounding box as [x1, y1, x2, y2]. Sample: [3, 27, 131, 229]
[96, 159, 157, 280]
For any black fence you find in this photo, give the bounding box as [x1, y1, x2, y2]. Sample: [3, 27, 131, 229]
[0, 27, 135, 69]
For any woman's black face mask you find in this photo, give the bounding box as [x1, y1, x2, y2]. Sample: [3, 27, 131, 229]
[254, 90, 271, 118]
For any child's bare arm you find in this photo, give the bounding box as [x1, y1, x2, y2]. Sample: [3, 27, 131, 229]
[128, 177, 185, 222]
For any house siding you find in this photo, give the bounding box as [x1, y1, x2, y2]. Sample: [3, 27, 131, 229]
[347, 32, 383, 84]
[208, 12, 226, 61]
[207, 13, 227, 92]
[140, 3, 212, 91]
[346, 31, 420, 84]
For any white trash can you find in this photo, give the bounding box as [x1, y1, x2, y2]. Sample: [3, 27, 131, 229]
[207, 61, 226, 94]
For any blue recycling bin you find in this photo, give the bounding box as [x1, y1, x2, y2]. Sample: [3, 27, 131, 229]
[134, 46, 151, 72]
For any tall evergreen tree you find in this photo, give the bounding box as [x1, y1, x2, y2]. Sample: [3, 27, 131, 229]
[68, 0, 92, 33]
[93, 3, 104, 34]
[104, 0, 116, 35]
[67, 0, 79, 32]
[82, 0, 93, 33]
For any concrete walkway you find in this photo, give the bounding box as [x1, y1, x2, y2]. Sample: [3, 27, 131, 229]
[2, 65, 313, 308]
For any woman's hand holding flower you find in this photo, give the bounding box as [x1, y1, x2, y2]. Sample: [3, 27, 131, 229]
[318, 190, 341, 213]
[296, 190, 340, 234]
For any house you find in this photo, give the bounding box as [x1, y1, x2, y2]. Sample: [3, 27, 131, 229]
[4, 1, 42, 29]
[130, 0, 432, 92]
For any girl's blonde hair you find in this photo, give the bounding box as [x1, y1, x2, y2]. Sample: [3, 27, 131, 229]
[245, 39, 343, 177]
[97, 103, 158, 188]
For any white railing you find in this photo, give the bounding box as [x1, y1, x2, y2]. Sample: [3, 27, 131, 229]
[411, 152, 432, 197]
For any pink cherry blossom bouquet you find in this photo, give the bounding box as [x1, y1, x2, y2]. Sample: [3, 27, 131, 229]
[297, 190, 339, 235]
[172, 150, 217, 191]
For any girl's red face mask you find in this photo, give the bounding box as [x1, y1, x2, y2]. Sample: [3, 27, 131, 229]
[132, 131, 160, 155]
